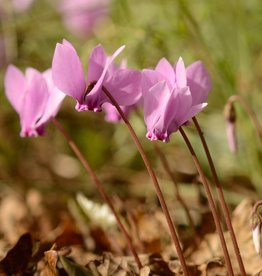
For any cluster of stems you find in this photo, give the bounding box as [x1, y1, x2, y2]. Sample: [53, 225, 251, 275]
[51, 88, 257, 275]
[102, 88, 248, 275]
[52, 118, 142, 269]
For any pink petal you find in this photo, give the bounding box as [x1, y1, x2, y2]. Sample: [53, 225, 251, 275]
[62, 39, 76, 49]
[175, 57, 187, 88]
[143, 80, 170, 130]
[155, 58, 175, 87]
[20, 68, 49, 136]
[142, 69, 164, 94]
[4, 65, 26, 113]
[82, 45, 125, 111]
[157, 87, 192, 135]
[88, 45, 125, 97]
[87, 44, 107, 83]
[36, 69, 66, 127]
[186, 103, 208, 122]
[52, 42, 86, 102]
[186, 61, 212, 105]
[104, 69, 142, 106]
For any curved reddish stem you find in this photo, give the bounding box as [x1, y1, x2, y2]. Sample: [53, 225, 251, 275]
[179, 127, 234, 276]
[102, 86, 190, 276]
[193, 116, 246, 275]
[52, 118, 142, 269]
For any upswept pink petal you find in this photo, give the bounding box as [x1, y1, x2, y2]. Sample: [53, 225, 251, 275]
[186, 61, 211, 105]
[36, 70, 66, 127]
[88, 45, 125, 97]
[87, 44, 107, 82]
[4, 65, 26, 113]
[142, 69, 165, 95]
[104, 69, 142, 106]
[62, 39, 76, 50]
[186, 103, 208, 121]
[20, 68, 49, 136]
[155, 58, 175, 87]
[175, 57, 187, 88]
[143, 81, 171, 131]
[52, 42, 86, 102]
[80, 45, 125, 111]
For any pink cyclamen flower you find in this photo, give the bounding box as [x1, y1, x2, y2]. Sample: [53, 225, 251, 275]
[142, 57, 211, 142]
[58, 0, 110, 38]
[52, 40, 141, 112]
[4, 65, 65, 137]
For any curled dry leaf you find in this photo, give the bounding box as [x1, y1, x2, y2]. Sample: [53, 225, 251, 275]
[197, 257, 226, 276]
[188, 198, 262, 275]
[43, 250, 58, 276]
[139, 265, 150, 276]
[0, 233, 33, 275]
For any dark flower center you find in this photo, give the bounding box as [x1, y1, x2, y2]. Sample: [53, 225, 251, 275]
[84, 80, 97, 101]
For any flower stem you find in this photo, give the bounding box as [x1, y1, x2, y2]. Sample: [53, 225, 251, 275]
[179, 126, 234, 276]
[153, 142, 200, 246]
[227, 95, 262, 142]
[102, 87, 190, 276]
[51, 118, 142, 269]
[192, 116, 246, 275]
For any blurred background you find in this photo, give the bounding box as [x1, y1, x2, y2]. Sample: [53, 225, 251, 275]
[0, 0, 261, 211]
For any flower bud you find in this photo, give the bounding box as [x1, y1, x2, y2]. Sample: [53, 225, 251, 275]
[224, 102, 237, 153]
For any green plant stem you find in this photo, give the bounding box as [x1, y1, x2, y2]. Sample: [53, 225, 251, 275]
[153, 142, 200, 246]
[52, 118, 142, 270]
[102, 86, 190, 276]
[228, 95, 262, 142]
[179, 127, 234, 276]
[193, 116, 246, 275]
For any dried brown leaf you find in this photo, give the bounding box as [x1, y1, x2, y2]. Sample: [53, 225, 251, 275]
[43, 250, 58, 276]
[188, 199, 262, 275]
[0, 233, 32, 274]
[139, 265, 150, 276]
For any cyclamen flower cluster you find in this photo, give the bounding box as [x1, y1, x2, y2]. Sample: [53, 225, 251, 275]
[4, 40, 211, 141]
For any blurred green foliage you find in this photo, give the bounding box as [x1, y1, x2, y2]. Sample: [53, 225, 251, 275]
[0, 0, 261, 200]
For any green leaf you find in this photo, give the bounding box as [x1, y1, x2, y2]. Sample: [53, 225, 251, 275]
[59, 255, 92, 276]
